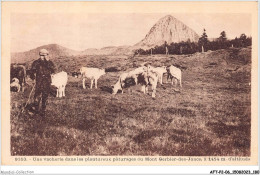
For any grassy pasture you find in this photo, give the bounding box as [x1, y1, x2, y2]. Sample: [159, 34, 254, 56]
[11, 47, 251, 156]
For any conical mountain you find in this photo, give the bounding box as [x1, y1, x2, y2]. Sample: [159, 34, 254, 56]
[133, 15, 199, 50]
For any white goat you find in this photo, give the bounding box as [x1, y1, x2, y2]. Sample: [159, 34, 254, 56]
[150, 66, 167, 85]
[167, 65, 182, 87]
[80, 67, 106, 89]
[51, 71, 68, 97]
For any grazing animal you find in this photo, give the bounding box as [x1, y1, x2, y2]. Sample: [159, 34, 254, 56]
[112, 66, 146, 94]
[150, 66, 167, 85]
[71, 72, 80, 78]
[10, 64, 26, 92]
[10, 78, 21, 92]
[127, 66, 147, 85]
[112, 65, 159, 98]
[80, 67, 106, 89]
[112, 72, 132, 94]
[51, 71, 68, 97]
[167, 65, 182, 87]
[140, 69, 159, 98]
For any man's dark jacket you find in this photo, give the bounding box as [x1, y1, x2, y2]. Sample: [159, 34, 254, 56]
[31, 58, 55, 89]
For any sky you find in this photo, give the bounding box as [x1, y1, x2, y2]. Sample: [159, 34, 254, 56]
[11, 13, 251, 52]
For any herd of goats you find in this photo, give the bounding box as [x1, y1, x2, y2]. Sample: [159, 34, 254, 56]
[10, 63, 182, 98]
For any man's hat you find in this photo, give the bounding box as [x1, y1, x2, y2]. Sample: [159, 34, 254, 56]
[39, 49, 49, 56]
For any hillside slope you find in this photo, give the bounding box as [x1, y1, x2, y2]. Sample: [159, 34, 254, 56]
[11, 44, 81, 63]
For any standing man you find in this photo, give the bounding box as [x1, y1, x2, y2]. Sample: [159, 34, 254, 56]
[30, 49, 55, 117]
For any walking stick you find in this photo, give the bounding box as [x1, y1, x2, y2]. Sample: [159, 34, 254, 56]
[18, 83, 36, 116]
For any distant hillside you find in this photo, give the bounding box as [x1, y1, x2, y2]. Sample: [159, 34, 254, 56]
[81, 48, 99, 55]
[11, 44, 81, 63]
[81, 45, 132, 56]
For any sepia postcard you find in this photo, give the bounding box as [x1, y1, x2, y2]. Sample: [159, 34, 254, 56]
[1, 1, 258, 166]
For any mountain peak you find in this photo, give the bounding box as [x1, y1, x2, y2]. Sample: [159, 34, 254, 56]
[160, 15, 176, 21]
[134, 15, 199, 50]
[156, 15, 178, 26]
